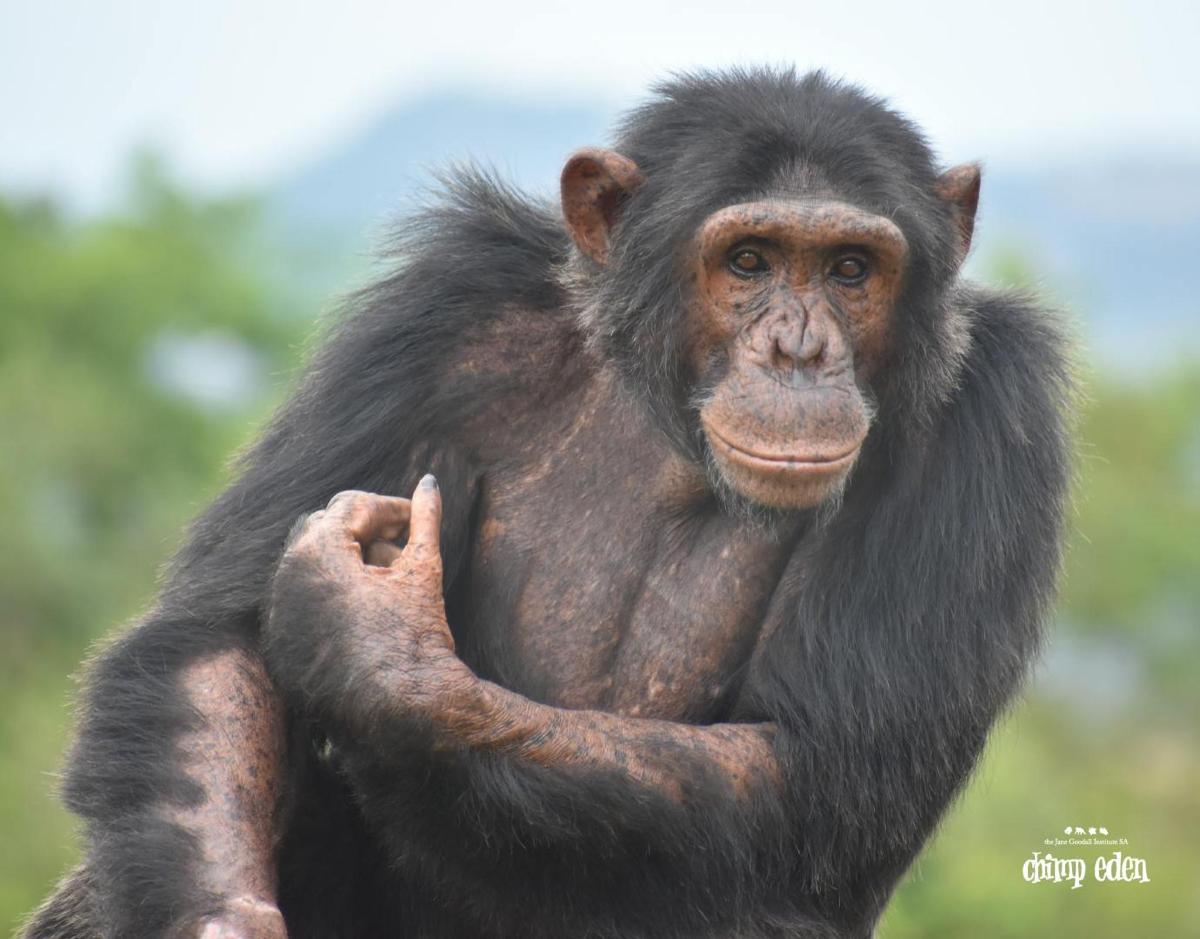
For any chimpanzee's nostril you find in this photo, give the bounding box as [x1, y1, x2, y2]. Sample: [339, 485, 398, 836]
[767, 319, 825, 372]
[797, 322, 826, 366]
[769, 336, 797, 372]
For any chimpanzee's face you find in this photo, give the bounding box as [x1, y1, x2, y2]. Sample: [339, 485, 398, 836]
[558, 147, 979, 512]
[686, 199, 908, 509]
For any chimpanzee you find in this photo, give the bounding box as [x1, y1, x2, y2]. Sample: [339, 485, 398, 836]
[26, 68, 1073, 939]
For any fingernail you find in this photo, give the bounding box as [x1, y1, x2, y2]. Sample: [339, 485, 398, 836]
[420, 473, 438, 490]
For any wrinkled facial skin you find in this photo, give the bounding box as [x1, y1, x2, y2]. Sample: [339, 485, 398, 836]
[689, 200, 909, 509]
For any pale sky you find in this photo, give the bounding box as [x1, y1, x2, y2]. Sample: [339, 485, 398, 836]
[3, 0, 1198, 207]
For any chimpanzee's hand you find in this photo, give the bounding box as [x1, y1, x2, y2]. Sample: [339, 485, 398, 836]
[264, 476, 479, 736]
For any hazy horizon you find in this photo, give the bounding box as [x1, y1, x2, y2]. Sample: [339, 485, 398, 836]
[4, 0, 1200, 209]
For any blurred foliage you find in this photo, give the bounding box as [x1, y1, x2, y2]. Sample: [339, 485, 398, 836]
[0, 166, 1197, 936]
[0, 160, 305, 927]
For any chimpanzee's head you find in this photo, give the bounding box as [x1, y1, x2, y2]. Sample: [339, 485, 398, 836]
[562, 68, 979, 511]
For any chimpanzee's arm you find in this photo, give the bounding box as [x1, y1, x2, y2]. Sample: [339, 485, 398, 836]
[431, 681, 780, 796]
[168, 649, 288, 939]
[40, 173, 559, 939]
[267, 485, 783, 802]
[266, 484, 805, 934]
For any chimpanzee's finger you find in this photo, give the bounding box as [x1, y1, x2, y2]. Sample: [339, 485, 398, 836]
[365, 539, 404, 567]
[403, 474, 442, 561]
[323, 490, 412, 552]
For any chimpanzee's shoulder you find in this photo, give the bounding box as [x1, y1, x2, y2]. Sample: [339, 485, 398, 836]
[311, 167, 585, 400]
[953, 282, 1075, 414]
[944, 281, 1076, 466]
[362, 165, 571, 335]
[309, 166, 593, 445]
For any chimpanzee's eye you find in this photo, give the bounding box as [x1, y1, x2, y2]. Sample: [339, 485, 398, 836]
[729, 249, 770, 276]
[830, 256, 868, 284]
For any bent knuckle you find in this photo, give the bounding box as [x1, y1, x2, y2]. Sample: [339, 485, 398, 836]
[326, 489, 371, 511]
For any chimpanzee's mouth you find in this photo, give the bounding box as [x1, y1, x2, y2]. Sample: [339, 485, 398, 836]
[703, 421, 862, 474]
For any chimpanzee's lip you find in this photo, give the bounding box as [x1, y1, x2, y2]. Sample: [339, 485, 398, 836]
[704, 422, 862, 473]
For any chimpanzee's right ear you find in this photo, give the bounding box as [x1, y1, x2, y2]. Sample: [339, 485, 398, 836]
[561, 148, 645, 265]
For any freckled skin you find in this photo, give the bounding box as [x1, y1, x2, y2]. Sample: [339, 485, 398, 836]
[173, 651, 286, 939]
[267, 472, 787, 809]
[462, 369, 795, 718]
[690, 201, 908, 508]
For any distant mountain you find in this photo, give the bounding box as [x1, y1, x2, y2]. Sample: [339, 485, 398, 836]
[273, 92, 610, 238]
[973, 159, 1200, 367]
[270, 91, 1200, 368]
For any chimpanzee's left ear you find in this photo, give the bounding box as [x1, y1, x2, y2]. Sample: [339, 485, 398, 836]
[561, 148, 646, 265]
[934, 163, 981, 264]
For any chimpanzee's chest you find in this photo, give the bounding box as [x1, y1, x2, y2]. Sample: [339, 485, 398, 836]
[451, 434, 796, 723]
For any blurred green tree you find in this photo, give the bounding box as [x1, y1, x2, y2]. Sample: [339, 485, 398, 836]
[0, 161, 303, 928]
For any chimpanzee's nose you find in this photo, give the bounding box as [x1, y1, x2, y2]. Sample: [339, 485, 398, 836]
[766, 304, 825, 372]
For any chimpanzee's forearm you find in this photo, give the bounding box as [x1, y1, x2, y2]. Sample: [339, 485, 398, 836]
[263, 483, 797, 927]
[451, 677, 781, 802]
[54, 617, 290, 939]
[323, 635, 783, 811]
[332, 673, 796, 934]
[168, 648, 288, 934]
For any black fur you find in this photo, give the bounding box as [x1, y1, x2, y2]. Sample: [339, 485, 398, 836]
[26, 67, 1072, 939]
